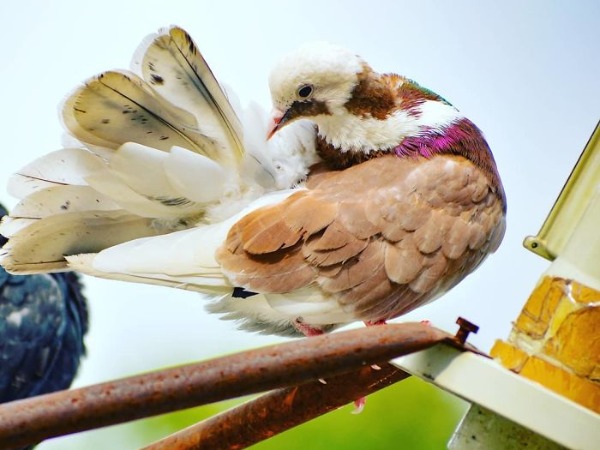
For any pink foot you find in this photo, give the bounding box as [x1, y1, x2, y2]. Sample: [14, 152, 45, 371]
[364, 321, 384, 374]
[352, 396, 366, 414]
[420, 319, 432, 326]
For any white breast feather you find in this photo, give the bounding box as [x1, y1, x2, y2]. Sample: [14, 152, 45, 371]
[317, 100, 463, 153]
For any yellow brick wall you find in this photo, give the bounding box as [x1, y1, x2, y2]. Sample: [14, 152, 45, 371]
[491, 276, 600, 413]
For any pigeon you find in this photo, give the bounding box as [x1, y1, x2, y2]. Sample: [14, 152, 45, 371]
[0, 27, 506, 337]
[0, 203, 88, 447]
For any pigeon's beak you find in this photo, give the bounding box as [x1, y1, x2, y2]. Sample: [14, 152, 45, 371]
[267, 108, 288, 140]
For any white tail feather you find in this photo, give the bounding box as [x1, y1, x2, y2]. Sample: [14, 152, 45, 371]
[0, 217, 37, 238]
[131, 26, 244, 165]
[7, 148, 105, 198]
[163, 146, 231, 203]
[61, 70, 216, 157]
[84, 170, 192, 219]
[109, 142, 178, 198]
[0, 211, 163, 273]
[11, 185, 119, 219]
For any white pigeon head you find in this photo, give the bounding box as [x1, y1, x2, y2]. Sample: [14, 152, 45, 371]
[267, 42, 365, 138]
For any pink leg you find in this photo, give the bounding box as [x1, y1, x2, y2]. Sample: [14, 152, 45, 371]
[364, 319, 386, 369]
[294, 318, 378, 414]
[292, 318, 325, 337]
[345, 319, 389, 412]
[292, 318, 327, 383]
[364, 319, 387, 326]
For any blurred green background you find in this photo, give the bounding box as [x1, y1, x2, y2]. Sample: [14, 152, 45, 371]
[48, 374, 466, 449]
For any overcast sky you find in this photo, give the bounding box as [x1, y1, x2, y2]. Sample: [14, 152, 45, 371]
[1, 1, 599, 447]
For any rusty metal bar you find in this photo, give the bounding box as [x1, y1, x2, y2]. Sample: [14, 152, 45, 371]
[143, 362, 408, 450]
[0, 322, 449, 449]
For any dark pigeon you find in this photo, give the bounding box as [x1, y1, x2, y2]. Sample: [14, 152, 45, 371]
[0, 204, 89, 448]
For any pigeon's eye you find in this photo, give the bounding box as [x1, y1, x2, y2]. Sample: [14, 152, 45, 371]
[297, 84, 313, 99]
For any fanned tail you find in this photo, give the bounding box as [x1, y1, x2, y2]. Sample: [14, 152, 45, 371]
[0, 26, 317, 277]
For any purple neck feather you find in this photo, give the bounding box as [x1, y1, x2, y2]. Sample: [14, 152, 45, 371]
[395, 118, 506, 208]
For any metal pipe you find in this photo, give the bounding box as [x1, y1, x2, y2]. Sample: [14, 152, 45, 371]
[0, 322, 448, 449]
[143, 363, 408, 450]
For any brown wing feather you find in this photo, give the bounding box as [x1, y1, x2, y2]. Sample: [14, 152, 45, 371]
[242, 215, 303, 254]
[303, 222, 368, 266]
[217, 154, 505, 322]
[216, 241, 315, 293]
[318, 240, 385, 292]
